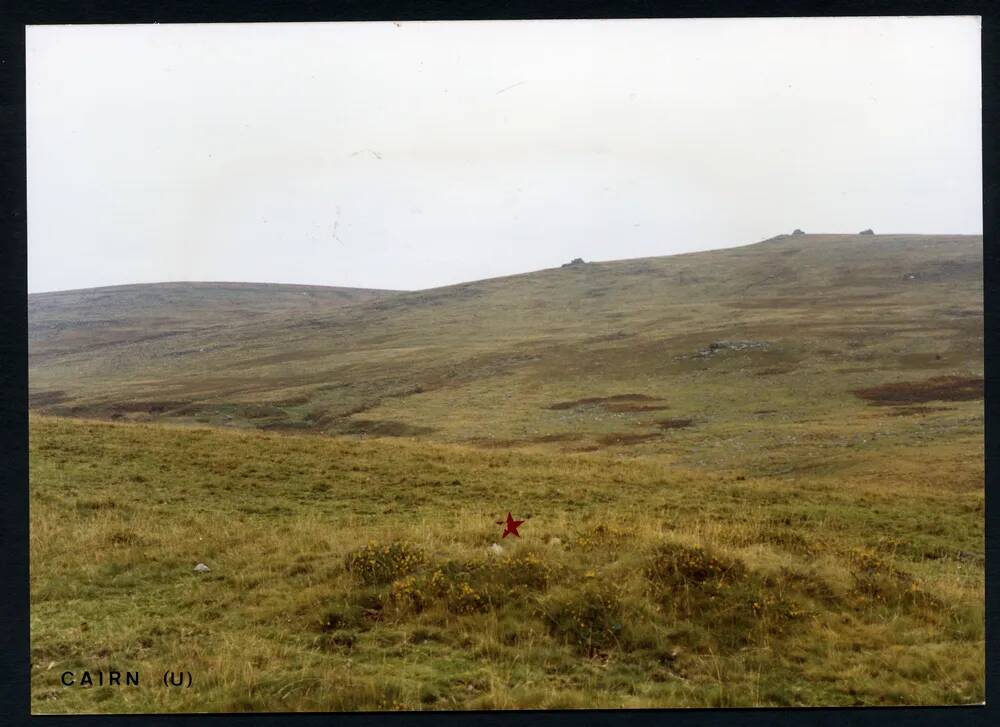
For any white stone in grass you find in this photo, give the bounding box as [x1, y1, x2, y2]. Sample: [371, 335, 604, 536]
[488, 543, 504, 556]
[193, 563, 211, 573]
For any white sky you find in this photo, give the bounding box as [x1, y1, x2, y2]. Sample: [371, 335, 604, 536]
[26, 17, 982, 293]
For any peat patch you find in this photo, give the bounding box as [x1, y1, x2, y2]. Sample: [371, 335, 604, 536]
[530, 433, 584, 443]
[339, 419, 436, 437]
[546, 394, 663, 411]
[603, 403, 671, 413]
[853, 376, 983, 406]
[656, 418, 694, 430]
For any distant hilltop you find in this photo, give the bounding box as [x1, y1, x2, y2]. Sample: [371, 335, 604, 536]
[792, 228, 875, 236]
[28, 232, 981, 437]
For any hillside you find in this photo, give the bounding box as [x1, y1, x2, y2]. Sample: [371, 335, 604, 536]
[27, 233, 985, 711]
[28, 234, 983, 474]
[28, 281, 397, 373]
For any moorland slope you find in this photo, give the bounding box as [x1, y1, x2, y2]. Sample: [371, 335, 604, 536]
[28, 234, 983, 474]
[28, 233, 984, 711]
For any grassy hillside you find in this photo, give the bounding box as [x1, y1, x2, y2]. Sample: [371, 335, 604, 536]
[29, 234, 983, 473]
[28, 233, 984, 711]
[29, 281, 397, 375]
[30, 415, 983, 712]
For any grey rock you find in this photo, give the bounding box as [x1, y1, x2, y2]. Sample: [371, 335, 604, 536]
[697, 340, 770, 357]
[193, 563, 211, 573]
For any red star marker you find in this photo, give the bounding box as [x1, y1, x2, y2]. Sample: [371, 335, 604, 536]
[502, 512, 525, 538]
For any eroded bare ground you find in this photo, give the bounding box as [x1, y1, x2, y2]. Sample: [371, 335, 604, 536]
[545, 394, 664, 410]
[656, 418, 694, 430]
[853, 376, 984, 405]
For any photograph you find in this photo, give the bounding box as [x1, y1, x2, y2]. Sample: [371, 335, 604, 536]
[26, 16, 983, 712]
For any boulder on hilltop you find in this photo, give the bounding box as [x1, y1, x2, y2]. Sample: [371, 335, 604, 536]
[792, 229, 805, 235]
[859, 229, 874, 235]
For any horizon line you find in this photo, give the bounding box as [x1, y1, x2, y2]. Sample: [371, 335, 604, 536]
[28, 231, 983, 296]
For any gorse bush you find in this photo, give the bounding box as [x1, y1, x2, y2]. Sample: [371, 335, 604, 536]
[386, 547, 561, 618]
[388, 574, 431, 612]
[489, 549, 555, 594]
[389, 565, 488, 615]
[344, 541, 426, 585]
[441, 577, 487, 615]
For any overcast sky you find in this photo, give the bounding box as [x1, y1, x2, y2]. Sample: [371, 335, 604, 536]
[26, 17, 981, 294]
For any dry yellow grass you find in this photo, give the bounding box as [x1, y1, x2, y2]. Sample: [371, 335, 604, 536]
[29, 234, 983, 711]
[30, 415, 983, 712]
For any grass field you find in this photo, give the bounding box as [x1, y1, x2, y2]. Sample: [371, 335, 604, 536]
[28, 234, 984, 711]
[30, 414, 983, 711]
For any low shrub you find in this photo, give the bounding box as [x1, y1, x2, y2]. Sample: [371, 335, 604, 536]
[645, 542, 746, 588]
[847, 548, 940, 609]
[540, 581, 626, 656]
[389, 562, 489, 615]
[487, 549, 555, 594]
[645, 542, 805, 651]
[344, 541, 426, 585]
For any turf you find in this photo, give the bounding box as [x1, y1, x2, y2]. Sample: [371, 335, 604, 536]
[30, 415, 983, 711]
[28, 233, 984, 711]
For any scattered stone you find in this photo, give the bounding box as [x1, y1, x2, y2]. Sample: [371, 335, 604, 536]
[792, 229, 805, 235]
[488, 543, 504, 556]
[859, 228, 874, 235]
[697, 340, 770, 357]
[548, 537, 562, 546]
[194, 563, 211, 573]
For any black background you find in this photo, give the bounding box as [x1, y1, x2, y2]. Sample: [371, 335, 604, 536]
[0, 2, 995, 726]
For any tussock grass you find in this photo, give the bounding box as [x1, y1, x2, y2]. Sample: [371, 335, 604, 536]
[30, 415, 982, 712]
